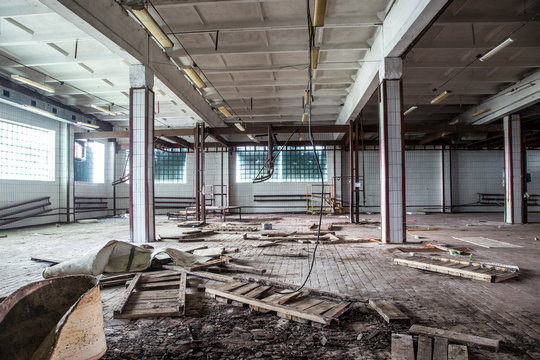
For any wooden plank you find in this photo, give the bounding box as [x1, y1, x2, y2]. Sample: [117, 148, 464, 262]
[178, 272, 187, 315]
[218, 281, 248, 292]
[189, 256, 230, 271]
[206, 286, 332, 325]
[391, 333, 415, 360]
[410, 325, 500, 351]
[137, 281, 180, 290]
[232, 283, 261, 295]
[220, 263, 266, 275]
[140, 274, 181, 283]
[271, 291, 306, 305]
[243, 285, 271, 299]
[433, 337, 448, 360]
[162, 264, 234, 283]
[291, 298, 324, 311]
[321, 302, 351, 319]
[368, 299, 409, 323]
[131, 290, 178, 300]
[448, 344, 469, 360]
[305, 301, 337, 315]
[115, 307, 180, 319]
[393, 258, 494, 282]
[113, 273, 142, 316]
[416, 336, 433, 360]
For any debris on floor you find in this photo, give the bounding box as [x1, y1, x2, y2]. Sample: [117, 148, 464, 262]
[114, 271, 188, 319]
[174, 220, 205, 227]
[409, 324, 500, 351]
[205, 223, 260, 232]
[159, 229, 216, 241]
[368, 299, 409, 324]
[206, 280, 353, 327]
[309, 223, 337, 231]
[393, 254, 519, 282]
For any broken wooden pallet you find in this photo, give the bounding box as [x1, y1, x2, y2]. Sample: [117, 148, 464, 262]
[393, 255, 518, 283]
[205, 224, 259, 232]
[368, 299, 409, 323]
[206, 281, 352, 326]
[410, 324, 500, 352]
[113, 271, 187, 319]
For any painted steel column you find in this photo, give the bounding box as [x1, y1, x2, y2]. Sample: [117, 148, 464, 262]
[348, 122, 354, 223]
[504, 114, 525, 224]
[379, 57, 405, 243]
[194, 124, 200, 221]
[129, 64, 155, 243]
[441, 146, 452, 213]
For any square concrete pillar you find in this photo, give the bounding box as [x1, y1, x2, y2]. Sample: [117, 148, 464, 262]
[504, 114, 525, 224]
[129, 64, 155, 243]
[379, 57, 405, 243]
[442, 146, 452, 212]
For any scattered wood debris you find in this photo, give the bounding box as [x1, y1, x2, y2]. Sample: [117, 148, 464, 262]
[189, 256, 231, 271]
[368, 299, 409, 324]
[309, 223, 337, 231]
[205, 224, 259, 232]
[393, 254, 519, 282]
[416, 336, 432, 360]
[159, 229, 215, 241]
[99, 272, 136, 287]
[206, 280, 352, 327]
[176, 220, 205, 227]
[30, 256, 60, 265]
[391, 333, 415, 360]
[410, 324, 500, 351]
[262, 252, 308, 258]
[113, 271, 187, 319]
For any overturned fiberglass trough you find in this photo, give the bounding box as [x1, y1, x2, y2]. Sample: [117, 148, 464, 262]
[0, 275, 106, 360]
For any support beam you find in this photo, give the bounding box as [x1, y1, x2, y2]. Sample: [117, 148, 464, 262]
[504, 114, 526, 224]
[452, 69, 540, 125]
[379, 57, 405, 244]
[442, 146, 452, 213]
[129, 64, 155, 243]
[164, 136, 194, 149]
[40, 0, 226, 128]
[336, 0, 449, 125]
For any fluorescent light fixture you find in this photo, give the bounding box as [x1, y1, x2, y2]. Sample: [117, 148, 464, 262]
[430, 90, 451, 104]
[247, 134, 260, 143]
[91, 104, 117, 116]
[234, 122, 245, 131]
[183, 66, 206, 89]
[403, 106, 417, 116]
[76, 121, 99, 130]
[506, 82, 535, 96]
[301, 112, 308, 123]
[470, 108, 490, 117]
[11, 74, 55, 93]
[131, 7, 173, 48]
[23, 104, 54, 117]
[218, 106, 232, 118]
[479, 38, 513, 62]
[311, 47, 320, 69]
[313, 0, 327, 27]
[448, 119, 459, 125]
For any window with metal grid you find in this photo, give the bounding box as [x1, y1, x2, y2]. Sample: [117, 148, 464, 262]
[154, 148, 187, 183]
[74, 141, 104, 183]
[236, 146, 327, 182]
[0, 119, 55, 181]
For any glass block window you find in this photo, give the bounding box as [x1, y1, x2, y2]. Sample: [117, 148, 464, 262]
[74, 141, 105, 183]
[154, 148, 187, 183]
[0, 118, 55, 181]
[236, 146, 327, 182]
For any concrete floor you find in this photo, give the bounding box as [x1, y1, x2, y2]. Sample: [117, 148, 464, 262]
[0, 212, 539, 359]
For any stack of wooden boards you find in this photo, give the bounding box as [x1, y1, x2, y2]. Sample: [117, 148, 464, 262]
[113, 271, 187, 319]
[393, 254, 519, 282]
[206, 280, 352, 327]
[391, 325, 500, 360]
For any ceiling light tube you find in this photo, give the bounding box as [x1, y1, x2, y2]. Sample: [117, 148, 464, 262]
[91, 104, 117, 116]
[218, 106, 232, 118]
[183, 66, 206, 89]
[75, 121, 99, 130]
[11, 74, 55, 93]
[313, 0, 327, 27]
[403, 106, 418, 116]
[302, 112, 308, 123]
[479, 38, 513, 62]
[247, 134, 260, 143]
[131, 7, 173, 48]
[470, 108, 490, 117]
[311, 47, 320, 69]
[234, 122, 245, 131]
[430, 90, 451, 105]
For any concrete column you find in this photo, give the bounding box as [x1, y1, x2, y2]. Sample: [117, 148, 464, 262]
[504, 114, 525, 224]
[379, 57, 405, 243]
[441, 146, 452, 213]
[129, 64, 155, 243]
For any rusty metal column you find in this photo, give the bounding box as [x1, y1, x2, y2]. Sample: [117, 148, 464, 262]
[348, 121, 354, 223]
[194, 124, 200, 221]
[201, 124, 206, 223]
[354, 118, 360, 223]
[129, 64, 155, 243]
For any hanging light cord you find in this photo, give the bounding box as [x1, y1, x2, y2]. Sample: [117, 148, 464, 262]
[287, 0, 325, 293]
